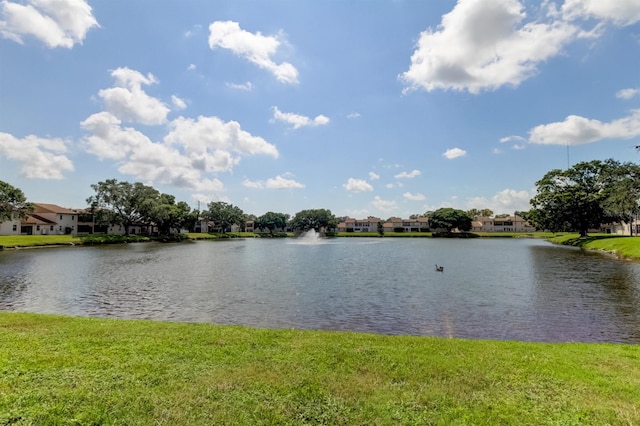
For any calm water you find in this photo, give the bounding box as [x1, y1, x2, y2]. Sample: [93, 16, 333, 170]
[1, 237, 639, 343]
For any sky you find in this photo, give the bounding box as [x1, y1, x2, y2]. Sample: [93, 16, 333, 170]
[1, 0, 639, 219]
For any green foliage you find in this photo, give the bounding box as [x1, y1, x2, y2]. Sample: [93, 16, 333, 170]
[290, 208, 337, 232]
[467, 208, 493, 218]
[0, 180, 33, 221]
[149, 194, 192, 235]
[255, 211, 289, 235]
[529, 159, 640, 236]
[1, 313, 639, 425]
[87, 179, 160, 235]
[204, 201, 244, 233]
[428, 208, 472, 232]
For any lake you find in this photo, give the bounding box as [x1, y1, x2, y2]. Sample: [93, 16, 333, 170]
[1, 237, 639, 343]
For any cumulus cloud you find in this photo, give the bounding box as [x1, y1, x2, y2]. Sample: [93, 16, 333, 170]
[81, 112, 224, 192]
[400, 0, 579, 93]
[171, 95, 187, 110]
[500, 135, 526, 143]
[226, 81, 253, 91]
[347, 112, 361, 119]
[562, 0, 640, 26]
[84, 66, 279, 193]
[403, 192, 426, 201]
[443, 148, 467, 159]
[0, 132, 73, 179]
[271, 107, 330, 129]
[616, 88, 640, 100]
[98, 67, 170, 125]
[0, 0, 99, 48]
[394, 169, 421, 179]
[266, 175, 304, 189]
[165, 115, 278, 169]
[368, 172, 380, 180]
[528, 110, 640, 145]
[208, 20, 299, 84]
[343, 178, 373, 192]
[187, 64, 196, 71]
[243, 175, 304, 189]
[372, 196, 398, 213]
[467, 188, 532, 214]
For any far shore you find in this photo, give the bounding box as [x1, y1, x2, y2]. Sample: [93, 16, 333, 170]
[1, 232, 639, 261]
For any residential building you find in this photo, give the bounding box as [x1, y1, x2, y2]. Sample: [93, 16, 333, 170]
[471, 215, 536, 232]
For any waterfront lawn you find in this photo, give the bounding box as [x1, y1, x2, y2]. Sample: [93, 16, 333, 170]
[548, 234, 640, 260]
[0, 234, 82, 248]
[1, 313, 639, 425]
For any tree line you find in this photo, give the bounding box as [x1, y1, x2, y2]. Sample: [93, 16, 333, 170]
[1, 157, 638, 237]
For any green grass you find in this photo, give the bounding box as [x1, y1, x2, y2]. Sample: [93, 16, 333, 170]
[0, 234, 83, 248]
[1, 313, 639, 425]
[548, 234, 640, 260]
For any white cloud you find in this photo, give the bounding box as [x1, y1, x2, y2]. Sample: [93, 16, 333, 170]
[616, 88, 640, 100]
[528, 110, 640, 145]
[385, 183, 394, 189]
[512, 144, 526, 150]
[347, 112, 361, 119]
[208, 20, 299, 84]
[0, 0, 98, 48]
[343, 178, 373, 192]
[81, 110, 272, 192]
[243, 175, 304, 190]
[271, 106, 330, 129]
[265, 175, 304, 189]
[368, 172, 380, 180]
[467, 188, 532, 214]
[165, 115, 279, 171]
[171, 95, 187, 110]
[500, 135, 526, 143]
[372, 196, 398, 213]
[443, 148, 467, 159]
[226, 81, 253, 91]
[242, 179, 264, 189]
[403, 192, 426, 201]
[562, 0, 640, 26]
[0, 132, 73, 179]
[394, 169, 421, 179]
[400, 0, 579, 93]
[492, 148, 503, 154]
[81, 112, 223, 191]
[98, 67, 170, 125]
[187, 64, 196, 71]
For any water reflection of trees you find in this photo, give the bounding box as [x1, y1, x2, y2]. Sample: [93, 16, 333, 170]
[0, 254, 29, 310]
[528, 245, 640, 343]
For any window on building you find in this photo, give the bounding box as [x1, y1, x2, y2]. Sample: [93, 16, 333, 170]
[12, 224, 17, 231]
[36, 225, 40, 231]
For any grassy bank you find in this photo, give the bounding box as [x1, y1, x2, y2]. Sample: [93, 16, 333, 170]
[1, 313, 639, 425]
[548, 234, 640, 261]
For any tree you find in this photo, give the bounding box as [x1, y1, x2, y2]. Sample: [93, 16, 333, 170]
[467, 208, 493, 218]
[255, 211, 289, 236]
[148, 194, 193, 235]
[600, 160, 640, 235]
[428, 208, 472, 232]
[290, 208, 337, 232]
[529, 160, 612, 237]
[204, 201, 244, 233]
[0, 180, 33, 221]
[87, 179, 160, 235]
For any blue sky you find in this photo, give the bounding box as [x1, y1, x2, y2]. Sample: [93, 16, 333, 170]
[1, 0, 639, 219]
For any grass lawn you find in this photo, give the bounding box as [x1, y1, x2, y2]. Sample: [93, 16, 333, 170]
[1, 313, 639, 425]
[548, 234, 640, 260]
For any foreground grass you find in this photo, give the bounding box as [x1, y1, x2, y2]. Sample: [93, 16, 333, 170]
[1, 313, 639, 425]
[548, 234, 640, 261]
